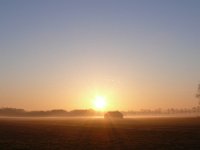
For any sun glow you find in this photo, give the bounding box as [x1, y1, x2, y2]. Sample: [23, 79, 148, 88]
[93, 96, 107, 110]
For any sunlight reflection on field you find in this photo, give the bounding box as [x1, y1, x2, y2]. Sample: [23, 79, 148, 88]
[0, 117, 200, 149]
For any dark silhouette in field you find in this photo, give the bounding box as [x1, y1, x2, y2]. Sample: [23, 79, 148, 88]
[104, 111, 123, 119]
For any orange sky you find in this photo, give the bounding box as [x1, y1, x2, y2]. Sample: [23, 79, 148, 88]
[0, 1, 200, 110]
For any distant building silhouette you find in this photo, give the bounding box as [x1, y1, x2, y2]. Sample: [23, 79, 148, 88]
[104, 111, 123, 119]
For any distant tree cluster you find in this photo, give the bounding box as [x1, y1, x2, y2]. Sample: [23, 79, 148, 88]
[0, 107, 200, 117]
[122, 106, 200, 116]
[0, 108, 100, 117]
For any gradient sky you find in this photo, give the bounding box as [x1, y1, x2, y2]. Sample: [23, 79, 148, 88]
[0, 0, 200, 110]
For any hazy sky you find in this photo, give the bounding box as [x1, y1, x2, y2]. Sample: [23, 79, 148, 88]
[0, 0, 200, 110]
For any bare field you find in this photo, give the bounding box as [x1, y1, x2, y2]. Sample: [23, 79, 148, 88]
[0, 117, 200, 150]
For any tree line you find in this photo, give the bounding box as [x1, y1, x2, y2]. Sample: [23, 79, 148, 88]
[0, 107, 200, 117]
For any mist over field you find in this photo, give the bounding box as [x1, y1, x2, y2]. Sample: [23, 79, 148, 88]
[0, 107, 200, 118]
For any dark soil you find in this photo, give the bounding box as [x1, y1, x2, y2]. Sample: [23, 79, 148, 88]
[0, 117, 200, 150]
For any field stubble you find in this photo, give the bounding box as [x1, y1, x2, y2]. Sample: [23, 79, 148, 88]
[0, 117, 200, 150]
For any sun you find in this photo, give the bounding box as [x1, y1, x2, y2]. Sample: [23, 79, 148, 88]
[93, 96, 107, 110]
